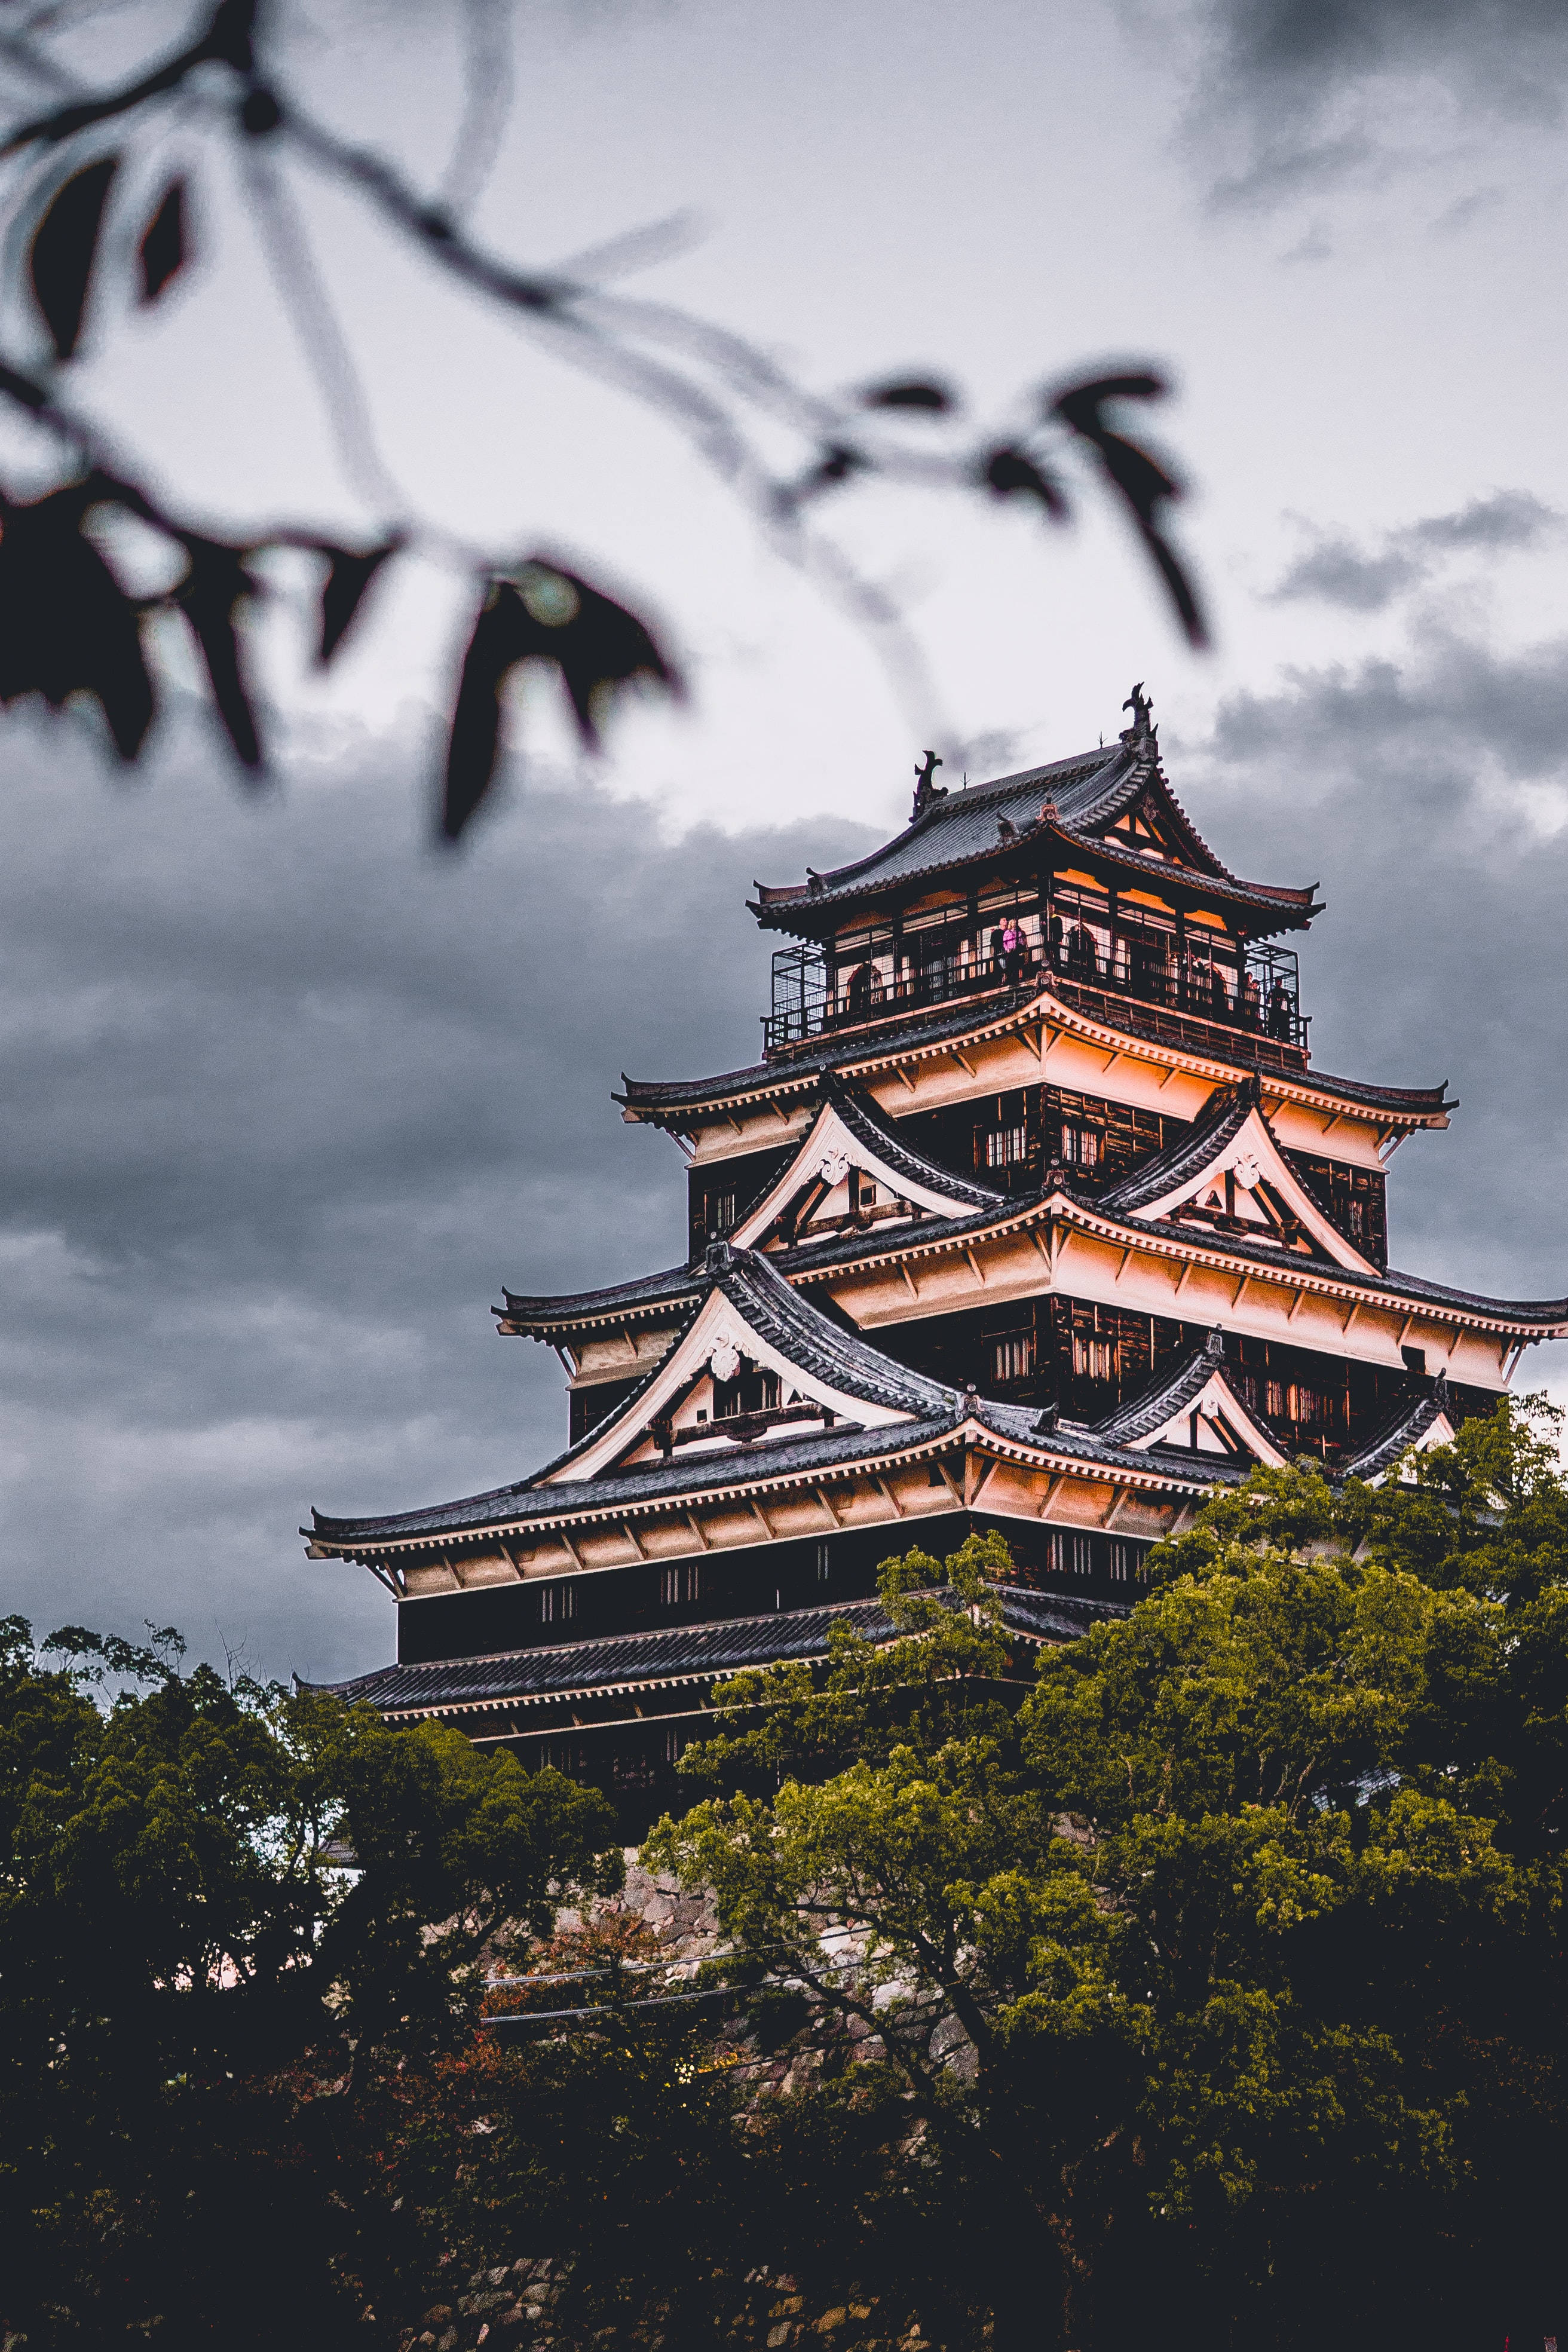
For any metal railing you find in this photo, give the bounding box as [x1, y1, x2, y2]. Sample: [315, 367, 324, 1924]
[764, 941, 1306, 1059]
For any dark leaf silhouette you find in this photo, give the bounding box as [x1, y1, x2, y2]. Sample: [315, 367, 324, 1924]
[317, 538, 401, 665]
[442, 566, 681, 841]
[137, 179, 186, 303]
[442, 586, 522, 843]
[29, 155, 118, 360]
[859, 378, 955, 414]
[1049, 373, 1208, 647]
[175, 538, 262, 768]
[0, 489, 154, 756]
[981, 445, 1068, 520]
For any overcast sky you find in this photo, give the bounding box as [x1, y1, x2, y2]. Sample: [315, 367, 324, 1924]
[1, 0, 1565, 1682]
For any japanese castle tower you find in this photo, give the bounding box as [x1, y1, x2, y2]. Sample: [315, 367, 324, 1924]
[310, 696, 1567, 1805]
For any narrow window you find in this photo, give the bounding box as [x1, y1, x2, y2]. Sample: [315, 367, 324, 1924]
[993, 1332, 1034, 1384]
[1266, 1379, 1285, 1420]
[1046, 1529, 1065, 1573]
[816, 1541, 831, 1582]
[538, 1585, 555, 1624]
[985, 1123, 1028, 1168]
[706, 1190, 737, 1238]
[1108, 1542, 1128, 1582]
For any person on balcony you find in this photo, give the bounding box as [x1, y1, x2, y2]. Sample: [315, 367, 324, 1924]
[1242, 972, 1262, 1028]
[1000, 916, 1024, 984]
[1267, 981, 1293, 1040]
[846, 961, 874, 1019]
[1066, 921, 1099, 980]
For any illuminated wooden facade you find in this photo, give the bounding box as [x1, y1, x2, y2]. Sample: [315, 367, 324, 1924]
[310, 699, 1566, 1808]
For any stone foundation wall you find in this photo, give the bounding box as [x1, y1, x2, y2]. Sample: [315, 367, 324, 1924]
[413, 2258, 986, 2352]
[399, 1862, 990, 2352]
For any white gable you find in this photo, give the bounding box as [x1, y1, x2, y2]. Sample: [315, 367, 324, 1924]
[1129, 1365, 1291, 1466]
[1360, 1409, 1457, 1486]
[1128, 1102, 1377, 1275]
[544, 1276, 919, 1484]
[731, 1098, 979, 1251]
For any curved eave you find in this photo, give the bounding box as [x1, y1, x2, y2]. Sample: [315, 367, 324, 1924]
[495, 1285, 700, 1342]
[618, 984, 1453, 1133]
[302, 1413, 1227, 1566]
[753, 815, 1319, 939]
[783, 1189, 1568, 1341]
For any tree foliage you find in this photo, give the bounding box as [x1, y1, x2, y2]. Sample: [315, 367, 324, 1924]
[650, 1399, 1568, 2350]
[7, 1401, 1566, 2348]
[0, 1619, 620, 2347]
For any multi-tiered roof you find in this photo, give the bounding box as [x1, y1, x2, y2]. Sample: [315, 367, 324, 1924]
[309, 700, 1565, 1805]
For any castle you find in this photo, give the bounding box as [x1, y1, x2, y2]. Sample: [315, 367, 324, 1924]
[307, 696, 1566, 1812]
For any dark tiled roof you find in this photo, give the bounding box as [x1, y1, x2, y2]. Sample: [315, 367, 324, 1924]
[1097, 1085, 1254, 1217]
[617, 996, 1451, 1120]
[313, 1585, 1127, 1716]
[827, 1078, 1007, 1212]
[1337, 1389, 1451, 1480]
[1090, 1337, 1230, 1446]
[498, 1261, 700, 1331]
[710, 1241, 957, 1417]
[751, 742, 1318, 930]
[972, 1392, 1242, 1483]
[307, 1407, 961, 1549]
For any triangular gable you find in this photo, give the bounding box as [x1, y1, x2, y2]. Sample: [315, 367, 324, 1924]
[1088, 765, 1226, 880]
[1125, 1363, 1291, 1466]
[546, 1246, 947, 1484]
[1116, 1101, 1378, 1274]
[731, 1088, 1002, 1253]
[1339, 1394, 1457, 1485]
[1092, 1337, 1292, 1468]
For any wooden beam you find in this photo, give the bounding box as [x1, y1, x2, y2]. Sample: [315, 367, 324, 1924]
[934, 1457, 965, 1506]
[963, 1245, 987, 1287]
[749, 1497, 776, 1540]
[874, 1475, 906, 1519]
[1341, 1299, 1360, 1336]
[684, 1511, 712, 1552]
[1232, 1273, 1250, 1309]
[814, 1485, 844, 1527]
[556, 1527, 586, 1572]
[900, 1260, 920, 1300]
[969, 1457, 999, 1507]
[1287, 1288, 1306, 1322]
[1173, 1260, 1193, 1298]
[951, 1047, 977, 1079]
[620, 1520, 648, 1561]
[1036, 1472, 1065, 1518]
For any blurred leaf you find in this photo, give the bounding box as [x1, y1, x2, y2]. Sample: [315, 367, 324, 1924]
[317, 538, 401, 665]
[980, 445, 1068, 520]
[0, 488, 155, 757]
[29, 155, 118, 360]
[137, 179, 186, 304]
[859, 378, 956, 414]
[174, 538, 262, 769]
[442, 583, 524, 841]
[1049, 372, 1208, 648]
[442, 566, 680, 842]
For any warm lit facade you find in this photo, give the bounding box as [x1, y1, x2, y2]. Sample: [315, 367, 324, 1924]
[309, 697, 1567, 1812]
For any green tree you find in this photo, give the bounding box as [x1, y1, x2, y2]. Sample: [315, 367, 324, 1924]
[648, 1407, 1568, 2351]
[0, 1615, 621, 2349]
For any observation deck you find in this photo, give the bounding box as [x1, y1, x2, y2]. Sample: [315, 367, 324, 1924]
[764, 935, 1308, 1077]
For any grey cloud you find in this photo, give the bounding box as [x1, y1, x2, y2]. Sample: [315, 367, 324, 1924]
[0, 716, 872, 1686]
[1190, 0, 1568, 206]
[1268, 492, 1558, 610]
[1181, 627, 1568, 1359]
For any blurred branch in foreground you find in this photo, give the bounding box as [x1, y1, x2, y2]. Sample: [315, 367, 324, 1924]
[0, 1, 1209, 841]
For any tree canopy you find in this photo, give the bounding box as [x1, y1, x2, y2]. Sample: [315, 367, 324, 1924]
[5, 1398, 1566, 2349]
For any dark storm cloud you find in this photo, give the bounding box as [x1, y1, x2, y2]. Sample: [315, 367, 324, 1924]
[1267, 492, 1558, 611]
[1181, 626, 1568, 1364]
[1189, 0, 1568, 206]
[0, 718, 872, 1685]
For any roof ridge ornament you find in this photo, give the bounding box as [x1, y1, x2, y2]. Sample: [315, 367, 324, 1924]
[1120, 681, 1154, 743]
[911, 748, 947, 823]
